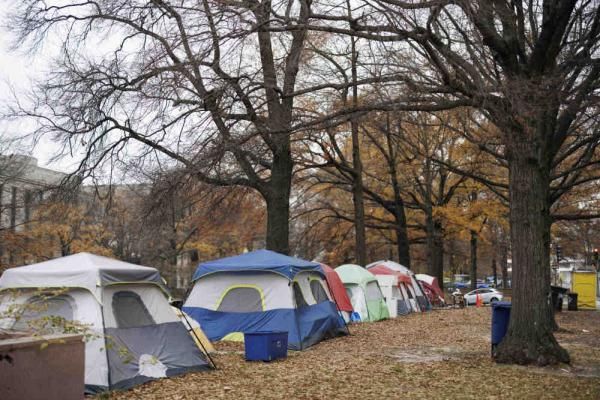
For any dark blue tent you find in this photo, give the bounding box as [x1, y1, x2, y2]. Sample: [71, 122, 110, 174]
[192, 249, 323, 280]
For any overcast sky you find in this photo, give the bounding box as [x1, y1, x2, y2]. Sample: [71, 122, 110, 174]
[0, 4, 77, 173]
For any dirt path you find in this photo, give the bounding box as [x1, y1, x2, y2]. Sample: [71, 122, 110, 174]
[105, 308, 600, 399]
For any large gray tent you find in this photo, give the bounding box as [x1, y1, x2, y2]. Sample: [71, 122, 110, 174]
[0, 252, 212, 394]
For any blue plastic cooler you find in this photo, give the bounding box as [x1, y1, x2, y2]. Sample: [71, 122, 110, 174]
[244, 331, 288, 361]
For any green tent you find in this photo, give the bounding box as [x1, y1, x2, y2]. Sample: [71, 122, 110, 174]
[335, 264, 389, 322]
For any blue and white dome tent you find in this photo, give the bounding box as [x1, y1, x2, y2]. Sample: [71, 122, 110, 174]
[183, 249, 348, 350]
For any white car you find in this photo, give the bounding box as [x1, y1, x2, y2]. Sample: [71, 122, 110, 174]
[464, 288, 503, 305]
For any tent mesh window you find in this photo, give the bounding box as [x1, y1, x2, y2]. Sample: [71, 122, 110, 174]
[345, 287, 354, 301]
[13, 295, 74, 332]
[397, 299, 410, 315]
[293, 282, 309, 308]
[310, 280, 329, 304]
[217, 287, 263, 312]
[365, 281, 383, 301]
[112, 291, 155, 328]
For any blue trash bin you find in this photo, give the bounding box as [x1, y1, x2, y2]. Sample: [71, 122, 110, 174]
[244, 331, 288, 361]
[491, 301, 511, 356]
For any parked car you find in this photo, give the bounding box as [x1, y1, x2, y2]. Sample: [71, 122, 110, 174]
[464, 288, 503, 305]
[453, 280, 489, 290]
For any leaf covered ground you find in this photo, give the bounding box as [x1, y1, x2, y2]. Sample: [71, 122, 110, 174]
[104, 308, 600, 399]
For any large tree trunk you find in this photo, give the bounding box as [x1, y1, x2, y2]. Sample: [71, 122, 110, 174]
[495, 141, 568, 365]
[394, 204, 411, 268]
[433, 220, 444, 289]
[385, 115, 411, 268]
[426, 213, 444, 289]
[265, 146, 292, 255]
[351, 155, 367, 265]
[470, 230, 477, 291]
[492, 257, 498, 288]
[350, 37, 367, 266]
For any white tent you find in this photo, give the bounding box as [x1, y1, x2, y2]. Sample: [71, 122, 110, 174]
[376, 275, 401, 317]
[369, 264, 418, 314]
[366, 260, 430, 311]
[0, 253, 211, 394]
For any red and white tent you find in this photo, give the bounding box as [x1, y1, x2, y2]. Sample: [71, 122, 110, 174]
[320, 264, 354, 321]
[367, 260, 431, 311]
[416, 274, 445, 306]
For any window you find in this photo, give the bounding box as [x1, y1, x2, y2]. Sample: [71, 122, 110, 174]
[10, 187, 17, 229]
[310, 280, 329, 304]
[217, 287, 263, 312]
[0, 184, 3, 228]
[293, 282, 309, 308]
[365, 281, 383, 301]
[112, 291, 155, 328]
[13, 295, 74, 332]
[24, 190, 32, 223]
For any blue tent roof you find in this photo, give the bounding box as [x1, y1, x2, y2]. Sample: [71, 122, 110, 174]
[192, 249, 323, 281]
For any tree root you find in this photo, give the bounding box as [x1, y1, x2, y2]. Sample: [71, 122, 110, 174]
[494, 333, 570, 366]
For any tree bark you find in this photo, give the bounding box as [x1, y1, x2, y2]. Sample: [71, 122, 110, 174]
[394, 205, 411, 269]
[350, 37, 367, 266]
[265, 146, 292, 255]
[470, 230, 478, 291]
[426, 212, 444, 289]
[385, 117, 411, 268]
[433, 220, 444, 290]
[492, 257, 498, 288]
[495, 141, 569, 365]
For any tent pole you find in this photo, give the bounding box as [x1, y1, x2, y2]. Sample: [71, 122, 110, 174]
[413, 276, 432, 311]
[180, 311, 218, 370]
[99, 294, 112, 391]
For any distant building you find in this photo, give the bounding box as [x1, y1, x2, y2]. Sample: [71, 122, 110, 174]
[0, 155, 67, 265]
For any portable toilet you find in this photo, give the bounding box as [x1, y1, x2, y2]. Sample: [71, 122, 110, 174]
[572, 271, 597, 310]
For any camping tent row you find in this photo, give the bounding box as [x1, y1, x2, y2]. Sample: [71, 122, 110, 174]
[0, 251, 438, 395]
[334, 261, 435, 320]
[0, 253, 212, 394]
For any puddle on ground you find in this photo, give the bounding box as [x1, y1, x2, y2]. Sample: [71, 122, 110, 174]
[388, 346, 600, 377]
[387, 347, 479, 363]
